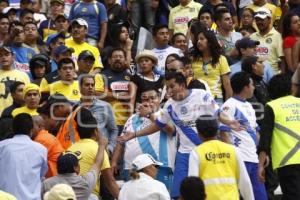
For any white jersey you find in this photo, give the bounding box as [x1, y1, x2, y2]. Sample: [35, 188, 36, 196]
[156, 89, 218, 153]
[152, 46, 183, 75]
[122, 114, 177, 170]
[220, 97, 259, 163]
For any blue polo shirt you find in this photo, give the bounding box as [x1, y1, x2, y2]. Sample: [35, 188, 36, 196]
[69, 1, 108, 40]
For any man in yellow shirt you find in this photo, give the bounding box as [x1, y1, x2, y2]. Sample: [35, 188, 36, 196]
[68, 107, 119, 199]
[0, 46, 30, 115]
[66, 18, 103, 71]
[48, 58, 81, 103]
[250, 7, 283, 74]
[246, 0, 278, 23]
[12, 83, 40, 117]
[168, 0, 202, 35]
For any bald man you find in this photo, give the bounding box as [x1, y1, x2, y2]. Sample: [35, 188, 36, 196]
[32, 115, 64, 178]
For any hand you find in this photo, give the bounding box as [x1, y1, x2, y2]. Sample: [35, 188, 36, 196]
[111, 161, 119, 175]
[228, 120, 245, 131]
[125, 38, 133, 50]
[97, 41, 104, 50]
[117, 131, 135, 143]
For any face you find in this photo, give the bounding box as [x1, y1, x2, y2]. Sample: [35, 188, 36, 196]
[12, 25, 25, 44]
[166, 60, 182, 72]
[143, 164, 158, 178]
[24, 90, 40, 109]
[138, 57, 154, 74]
[33, 65, 46, 78]
[71, 23, 87, 41]
[119, 26, 129, 42]
[55, 17, 69, 32]
[7, 11, 17, 22]
[290, 15, 300, 35]
[241, 46, 256, 57]
[173, 35, 187, 52]
[78, 57, 94, 73]
[241, 10, 254, 26]
[0, 18, 9, 34]
[245, 79, 255, 98]
[0, 2, 8, 13]
[21, 13, 34, 24]
[21, 1, 33, 10]
[53, 104, 71, 118]
[0, 50, 14, 68]
[24, 23, 38, 40]
[181, 64, 193, 78]
[50, 37, 65, 52]
[255, 17, 271, 32]
[141, 90, 160, 111]
[80, 77, 95, 97]
[50, 2, 64, 16]
[11, 84, 25, 104]
[218, 13, 233, 31]
[166, 78, 185, 101]
[59, 63, 75, 81]
[197, 32, 208, 51]
[253, 60, 264, 76]
[154, 27, 169, 46]
[165, 56, 177, 68]
[108, 50, 126, 71]
[200, 12, 213, 28]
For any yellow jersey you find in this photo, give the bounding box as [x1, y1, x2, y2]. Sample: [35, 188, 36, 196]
[68, 139, 110, 195]
[12, 106, 39, 117]
[0, 69, 30, 115]
[48, 80, 81, 102]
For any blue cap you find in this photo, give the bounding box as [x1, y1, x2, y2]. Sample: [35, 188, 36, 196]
[54, 45, 74, 56]
[0, 46, 14, 54]
[235, 38, 260, 50]
[46, 33, 65, 47]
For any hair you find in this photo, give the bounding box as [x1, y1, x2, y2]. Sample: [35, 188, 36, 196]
[75, 107, 98, 139]
[108, 23, 129, 47]
[24, 21, 37, 28]
[152, 24, 169, 36]
[0, 117, 14, 141]
[268, 74, 291, 99]
[165, 71, 187, 87]
[20, 8, 34, 19]
[214, 8, 230, 22]
[181, 56, 192, 66]
[191, 28, 222, 66]
[230, 72, 251, 94]
[57, 153, 79, 174]
[242, 7, 255, 17]
[129, 170, 141, 180]
[190, 21, 206, 39]
[141, 88, 161, 97]
[195, 115, 219, 138]
[165, 53, 181, 66]
[10, 81, 24, 93]
[198, 7, 213, 21]
[171, 32, 186, 45]
[79, 74, 95, 86]
[180, 177, 206, 200]
[57, 57, 75, 70]
[282, 12, 299, 38]
[108, 47, 126, 59]
[8, 20, 23, 33]
[241, 56, 258, 74]
[0, 13, 9, 21]
[13, 113, 33, 135]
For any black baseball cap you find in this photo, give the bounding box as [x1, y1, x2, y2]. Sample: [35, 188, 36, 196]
[78, 50, 95, 61]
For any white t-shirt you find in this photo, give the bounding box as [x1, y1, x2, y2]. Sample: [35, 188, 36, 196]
[156, 89, 218, 153]
[152, 46, 182, 75]
[220, 97, 259, 163]
[122, 114, 176, 170]
[119, 172, 170, 200]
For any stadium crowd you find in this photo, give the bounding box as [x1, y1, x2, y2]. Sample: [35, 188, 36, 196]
[1, 0, 300, 199]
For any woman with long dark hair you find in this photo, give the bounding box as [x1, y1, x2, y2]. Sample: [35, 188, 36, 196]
[281, 12, 300, 73]
[191, 28, 232, 103]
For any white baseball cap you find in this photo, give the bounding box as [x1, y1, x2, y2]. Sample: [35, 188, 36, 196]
[44, 184, 77, 200]
[71, 18, 88, 29]
[254, 7, 272, 19]
[2, 7, 17, 15]
[132, 154, 163, 171]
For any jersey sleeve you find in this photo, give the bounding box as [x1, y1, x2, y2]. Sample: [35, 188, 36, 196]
[219, 56, 231, 75]
[188, 149, 200, 177]
[98, 3, 108, 23]
[100, 150, 111, 170]
[95, 74, 104, 92]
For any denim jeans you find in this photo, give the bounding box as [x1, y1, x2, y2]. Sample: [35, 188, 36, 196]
[131, 0, 155, 33]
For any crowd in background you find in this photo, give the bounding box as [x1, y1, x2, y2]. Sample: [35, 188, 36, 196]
[1, 0, 300, 199]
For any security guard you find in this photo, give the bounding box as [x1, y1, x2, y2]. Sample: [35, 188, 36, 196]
[188, 114, 254, 200]
[259, 74, 300, 200]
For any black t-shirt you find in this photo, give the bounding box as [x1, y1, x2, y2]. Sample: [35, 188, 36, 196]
[131, 73, 164, 103]
[202, 1, 237, 17]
